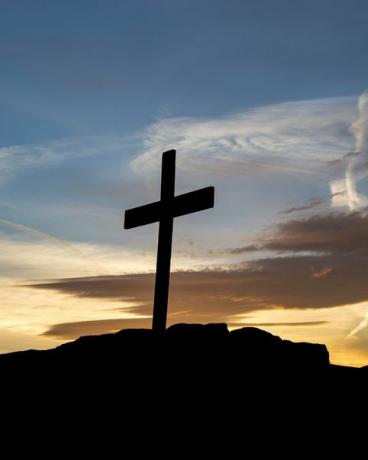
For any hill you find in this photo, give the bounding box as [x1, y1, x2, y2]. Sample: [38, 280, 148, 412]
[2, 322, 367, 428]
[0, 323, 362, 381]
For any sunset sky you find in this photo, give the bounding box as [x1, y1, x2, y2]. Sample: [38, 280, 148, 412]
[1, 0, 368, 366]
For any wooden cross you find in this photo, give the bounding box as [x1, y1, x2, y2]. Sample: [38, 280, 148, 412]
[124, 149, 215, 332]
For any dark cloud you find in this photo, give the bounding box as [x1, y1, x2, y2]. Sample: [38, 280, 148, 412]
[43, 318, 151, 339]
[227, 245, 262, 255]
[229, 321, 329, 328]
[32, 254, 368, 327]
[328, 151, 361, 169]
[281, 198, 325, 215]
[229, 211, 368, 255]
[265, 212, 368, 254]
[45, 318, 329, 340]
[33, 272, 270, 327]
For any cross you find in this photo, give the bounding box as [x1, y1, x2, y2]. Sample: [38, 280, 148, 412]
[124, 149, 215, 332]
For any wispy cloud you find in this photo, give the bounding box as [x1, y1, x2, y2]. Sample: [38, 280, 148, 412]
[0, 135, 134, 185]
[0, 96, 358, 188]
[229, 321, 329, 328]
[330, 91, 368, 210]
[0, 235, 155, 279]
[280, 197, 325, 215]
[0, 217, 81, 254]
[132, 97, 355, 178]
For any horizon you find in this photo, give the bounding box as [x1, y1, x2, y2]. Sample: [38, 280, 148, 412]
[1, 0, 368, 366]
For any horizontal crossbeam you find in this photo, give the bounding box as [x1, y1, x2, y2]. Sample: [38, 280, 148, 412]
[124, 186, 214, 229]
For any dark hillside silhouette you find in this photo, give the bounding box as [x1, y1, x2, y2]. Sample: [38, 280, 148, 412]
[0, 323, 364, 387]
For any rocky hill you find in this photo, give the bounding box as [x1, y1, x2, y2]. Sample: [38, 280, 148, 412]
[0, 323, 360, 380]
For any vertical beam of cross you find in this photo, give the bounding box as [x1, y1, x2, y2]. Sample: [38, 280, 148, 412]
[124, 149, 214, 332]
[152, 150, 175, 332]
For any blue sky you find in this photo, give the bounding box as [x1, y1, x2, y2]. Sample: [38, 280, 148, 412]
[2, 0, 368, 143]
[1, 0, 368, 365]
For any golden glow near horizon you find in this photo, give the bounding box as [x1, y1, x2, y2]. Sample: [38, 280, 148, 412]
[0, 234, 223, 352]
[3, 276, 368, 366]
[1, 231, 368, 367]
[231, 303, 368, 367]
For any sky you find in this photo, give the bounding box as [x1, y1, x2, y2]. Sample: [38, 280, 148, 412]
[1, 0, 368, 366]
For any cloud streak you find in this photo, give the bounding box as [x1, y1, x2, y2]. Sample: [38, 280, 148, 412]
[0, 135, 133, 185]
[280, 197, 325, 215]
[132, 97, 355, 179]
[228, 211, 368, 255]
[30, 250, 368, 326]
[0, 217, 82, 255]
[43, 318, 151, 339]
[44, 319, 329, 340]
[331, 91, 368, 210]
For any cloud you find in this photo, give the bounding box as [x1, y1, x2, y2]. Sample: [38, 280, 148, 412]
[229, 210, 368, 255]
[330, 91, 368, 210]
[43, 318, 151, 339]
[44, 318, 329, 340]
[229, 321, 329, 328]
[0, 135, 133, 185]
[132, 97, 355, 178]
[29, 249, 368, 322]
[280, 197, 325, 215]
[31, 272, 254, 323]
[312, 267, 333, 279]
[225, 209, 368, 339]
[226, 245, 263, 255]
[0, 216, 80, 254]
[0, 234, 157, 279]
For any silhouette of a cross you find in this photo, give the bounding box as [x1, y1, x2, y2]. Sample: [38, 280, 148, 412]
[124, 150, 215, 332]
